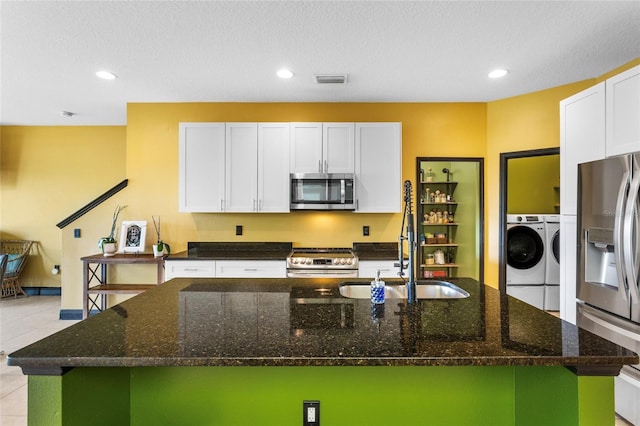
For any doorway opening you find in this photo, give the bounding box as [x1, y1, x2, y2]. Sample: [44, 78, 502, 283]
[498, 148, 559, 294]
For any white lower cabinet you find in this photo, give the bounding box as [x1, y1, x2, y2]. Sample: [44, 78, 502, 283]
[560, 215, 577, 324]
[358, 260, 399, 279]
[215, 260, 286, 278]
[164, 260, 216, 281]
[165, 260, 287, 280]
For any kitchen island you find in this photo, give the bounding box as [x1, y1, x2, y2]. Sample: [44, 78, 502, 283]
[8, 277, 637, 426]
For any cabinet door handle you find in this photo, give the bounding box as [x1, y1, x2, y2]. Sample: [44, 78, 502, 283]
[324, 160, 328, 173]
[244, 268, 258, 272]
[318, 160, 322, 173]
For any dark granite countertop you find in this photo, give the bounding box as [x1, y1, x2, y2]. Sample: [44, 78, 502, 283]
[353, 242, 400, 260]
[8, 277, 638, 376]
[168, 242, 402, 261]
[168, 242, 293, 260]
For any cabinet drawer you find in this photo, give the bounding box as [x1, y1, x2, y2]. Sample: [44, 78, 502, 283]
[216, 260, 286, 278]
[164, 260, 216, 280]
[358, 260, 399, 279]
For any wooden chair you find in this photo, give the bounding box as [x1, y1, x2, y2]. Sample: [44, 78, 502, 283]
[0, 254, 7, 287]
[1, 240, 34, 298]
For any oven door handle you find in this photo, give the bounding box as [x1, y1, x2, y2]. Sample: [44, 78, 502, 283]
[287, 270, 358, 278]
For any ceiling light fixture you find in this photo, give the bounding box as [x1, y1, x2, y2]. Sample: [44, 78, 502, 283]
[488, 69, 508, 79]
[61, 111, 75, 117]
[277, 69, 294, 79]
[96, 70, 118, 80]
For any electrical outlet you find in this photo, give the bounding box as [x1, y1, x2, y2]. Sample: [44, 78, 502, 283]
[363, 225, 370, 236]
[235, 225, 243, 236]
[303, 401, 319, 426]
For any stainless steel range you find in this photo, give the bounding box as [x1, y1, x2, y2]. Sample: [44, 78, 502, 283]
[286, 248, 359, 278]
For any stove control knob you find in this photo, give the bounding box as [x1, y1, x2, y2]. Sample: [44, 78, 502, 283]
[345, 259, 352, 265]
[305, 258, 312, 265]
[333, 259, 339, 265]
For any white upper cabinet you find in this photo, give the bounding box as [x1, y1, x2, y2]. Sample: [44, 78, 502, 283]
[225, 123, 259, 212]
[606, 64, 640, 157]
[290, 122, 355, 173]
[355, 123, 402, 213]
[180, 122, 290, 213]
[257, 123, 291, 212]
[290, 123, 323, 173]
[179, 123, 226, 212]
[180, 121, 400, 213]
[559, 82, 606, 216]
[323, 123, 355, 173]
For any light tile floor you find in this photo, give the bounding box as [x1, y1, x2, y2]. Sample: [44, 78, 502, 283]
[0, 296, 635, 425]
[0, 296, 79, 426]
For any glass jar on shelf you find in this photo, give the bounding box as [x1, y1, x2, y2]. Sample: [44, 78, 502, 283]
[425, 168, 434, 182]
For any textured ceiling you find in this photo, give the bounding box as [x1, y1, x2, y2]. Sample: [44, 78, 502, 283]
[1, 1, 640, 125]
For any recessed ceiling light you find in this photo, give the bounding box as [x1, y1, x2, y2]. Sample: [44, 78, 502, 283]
[488, 69, 508, 79]
[277, 69, 294, 79]
[96, 71, 118, 80]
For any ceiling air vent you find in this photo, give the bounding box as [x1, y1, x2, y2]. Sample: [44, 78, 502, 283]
[314, 74, 348, 84]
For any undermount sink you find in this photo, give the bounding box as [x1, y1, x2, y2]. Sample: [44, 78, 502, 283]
[339, 280, 470, 300]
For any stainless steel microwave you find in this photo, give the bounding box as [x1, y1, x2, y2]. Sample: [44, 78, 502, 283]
[290, 173, 355, 210]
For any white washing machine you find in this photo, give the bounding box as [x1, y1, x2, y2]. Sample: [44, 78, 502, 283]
[543, 215, 560, 311]
[506, 214, 546, 309]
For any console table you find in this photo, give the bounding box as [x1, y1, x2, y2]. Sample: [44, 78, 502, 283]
[81, 253, 164, 319]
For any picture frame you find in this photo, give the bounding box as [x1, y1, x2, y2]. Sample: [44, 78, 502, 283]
[118, 221, 147, 253]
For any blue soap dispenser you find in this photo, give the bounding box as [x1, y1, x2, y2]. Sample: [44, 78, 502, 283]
[371, 269, 385, 304]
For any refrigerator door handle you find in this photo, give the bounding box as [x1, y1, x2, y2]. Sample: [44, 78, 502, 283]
[615, 169, 631, 301]
[623, 167, 640, 304]
[580, 305, 640, 342]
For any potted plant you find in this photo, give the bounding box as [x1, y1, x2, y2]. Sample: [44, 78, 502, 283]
[98, 205, 127, 256]
[152, 215, 170, 257]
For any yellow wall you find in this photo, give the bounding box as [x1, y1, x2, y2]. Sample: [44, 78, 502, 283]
[56, 103, 488, 310]
[3, 58, 640, 311]
[484, 80, 595, 285]
[125, 102, 486, 247]
[1, 126, 126, 291]
[507, 154, 560, 214]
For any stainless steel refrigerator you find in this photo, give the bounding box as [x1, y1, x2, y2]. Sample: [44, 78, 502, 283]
[577, 153, 640, 424]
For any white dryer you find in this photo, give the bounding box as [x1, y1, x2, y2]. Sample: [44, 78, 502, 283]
[543, 214, 560, 311]
[506, 214, 546, 309]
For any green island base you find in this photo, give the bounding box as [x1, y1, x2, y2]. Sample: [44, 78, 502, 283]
[30, 364, 612, 426]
